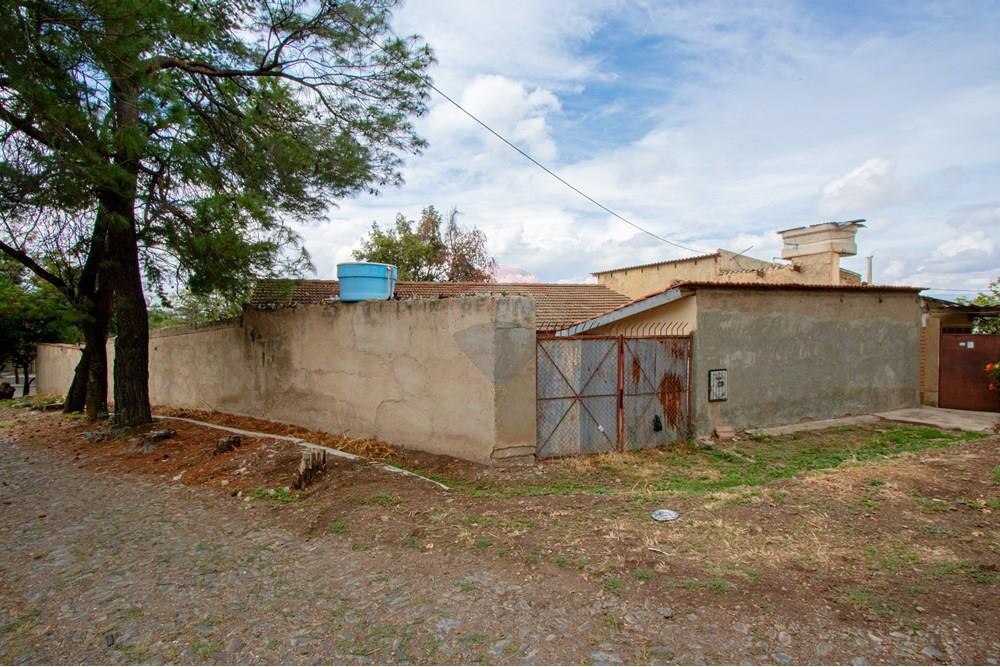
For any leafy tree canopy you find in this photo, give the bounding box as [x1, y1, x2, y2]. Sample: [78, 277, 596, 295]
[0, 259, 81, 394]
[958, 277, 1000, 334]
[353, 206, 496, 282]
[148, 290, 245, 329]
[0, 0, 434, 423]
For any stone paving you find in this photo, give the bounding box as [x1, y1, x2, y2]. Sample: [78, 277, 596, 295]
[2, 431, 999, 665]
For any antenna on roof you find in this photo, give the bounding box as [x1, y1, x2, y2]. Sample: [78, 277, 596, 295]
[731, 245, 755, 271]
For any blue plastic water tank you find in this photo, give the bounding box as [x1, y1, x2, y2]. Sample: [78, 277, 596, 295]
[336, 262, 397, 302]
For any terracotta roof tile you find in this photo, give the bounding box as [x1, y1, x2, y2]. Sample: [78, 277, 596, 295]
[249, 279, 631, 332]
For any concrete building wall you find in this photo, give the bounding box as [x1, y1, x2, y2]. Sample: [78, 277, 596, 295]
[595, 255, 720, 298]
[690, 289, 921, 436]
[588, 295, 698, 336]
[36, 297, 537, 464]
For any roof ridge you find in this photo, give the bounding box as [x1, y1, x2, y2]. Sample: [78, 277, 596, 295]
[591, 251, 721, 276]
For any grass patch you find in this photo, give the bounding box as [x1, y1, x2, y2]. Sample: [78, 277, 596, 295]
[634, 568, 656, 581]
[474, 537, 493, 549]
[930, 561, 1000, 584]
[993, 465, 1000, 486]
[2, 394, 63, 410]
[190, 638, 223, 660]
[604, 576, 627, 595]
[0, 420, 14, 429]
[680, 578, 735, 593]
[247, 486, 294, 503]
[329, 518, 348, 534]
[362, 492, 402, 507]
[648, 426, 978, 494]
[434, 425, 980, 499]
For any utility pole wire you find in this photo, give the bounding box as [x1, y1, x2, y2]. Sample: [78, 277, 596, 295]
[334, 8, 708, 255]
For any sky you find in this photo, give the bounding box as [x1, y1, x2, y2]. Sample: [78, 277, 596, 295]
[294, 0, 1000, 299]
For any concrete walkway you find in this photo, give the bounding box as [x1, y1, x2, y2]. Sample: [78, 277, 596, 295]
[875, 406, 999, 433]
[750, 406, 999, 437]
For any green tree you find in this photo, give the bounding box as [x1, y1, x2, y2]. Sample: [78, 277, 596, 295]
[353, 206, 496, 282]
[0, 261, 80, 396]
[148, 290, 245, 329]
[959, 277, 1000, 334]
[0, 0, 433, 425]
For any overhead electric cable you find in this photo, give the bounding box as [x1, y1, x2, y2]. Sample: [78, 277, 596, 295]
[333, 8, 708, 255]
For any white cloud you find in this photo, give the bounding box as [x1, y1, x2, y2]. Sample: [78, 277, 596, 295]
[935, 232, 995, 259]
[292, 1, 1000, 296]
[819, 158, 907, 217]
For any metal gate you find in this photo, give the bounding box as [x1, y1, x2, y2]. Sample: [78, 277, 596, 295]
[536, 335, 691, 459]
[940, 333, 1000, 412]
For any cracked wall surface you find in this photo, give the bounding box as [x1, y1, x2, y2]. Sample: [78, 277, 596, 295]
[37, 297, 537, 464]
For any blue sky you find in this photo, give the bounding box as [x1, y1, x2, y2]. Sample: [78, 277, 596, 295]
[295, 0, 1000, 298]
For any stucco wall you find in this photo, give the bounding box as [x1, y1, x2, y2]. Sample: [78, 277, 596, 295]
[595, 249, 860, 299]
[596, 255, 720, 298]
[36, 297, 537, 464]
[588, 294, 698, 336]
[690, 288, 921, 435]
[35, 343, 85, 396]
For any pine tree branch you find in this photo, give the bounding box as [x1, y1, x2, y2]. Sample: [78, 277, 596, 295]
[0, 238, 68, 293]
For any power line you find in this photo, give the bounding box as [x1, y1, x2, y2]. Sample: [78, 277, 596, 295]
[333, 9, 708, 255]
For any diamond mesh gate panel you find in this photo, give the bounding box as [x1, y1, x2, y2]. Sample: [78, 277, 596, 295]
[536, 338, 618, 459]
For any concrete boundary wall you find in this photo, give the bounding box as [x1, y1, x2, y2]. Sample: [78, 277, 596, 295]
[691, 289, 921, 436]
[37, 296, 537, 464]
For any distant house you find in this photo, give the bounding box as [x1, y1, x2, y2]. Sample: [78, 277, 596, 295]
[592, 220, 865, 300]
[245, 221, 923, 457]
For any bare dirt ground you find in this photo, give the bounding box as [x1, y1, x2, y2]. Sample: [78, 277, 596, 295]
[1, 405, 999, 665]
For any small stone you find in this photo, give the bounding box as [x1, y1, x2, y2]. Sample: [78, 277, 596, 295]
[773, 651, 792, 664]
[867, 632, 882, 644]
[686, 613, 698, 621]
[659, 606, 674, 619]
[851, 656, 868, 666]
[142, 429, 176, 445]
[225, 637, 244, 654]
[915, 606, 926, 613]
[105, 633, 115, 647]
[921, 645, 945, 661]
[778, 631, 792, 646]
[816, 643, 833, 657]
[734, 622, 749, 634]
[590, 651, 622, 664]
[215, 435, 241, 454]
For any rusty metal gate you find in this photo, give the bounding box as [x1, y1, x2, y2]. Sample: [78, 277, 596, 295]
[939, 333, 1000, 412]
[536, 335, 691, 459]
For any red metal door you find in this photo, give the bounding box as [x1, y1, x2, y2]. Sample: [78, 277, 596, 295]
[939, 334, 1000, 412]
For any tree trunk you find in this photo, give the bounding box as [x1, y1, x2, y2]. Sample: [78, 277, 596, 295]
[64, 345, 90, 412]
[64, 207, 112, 416]
[21, 364, 32, 397]
[86, 285, 111, 420]
[110, 215, 151, 427]
[106, 75, 151, 428]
